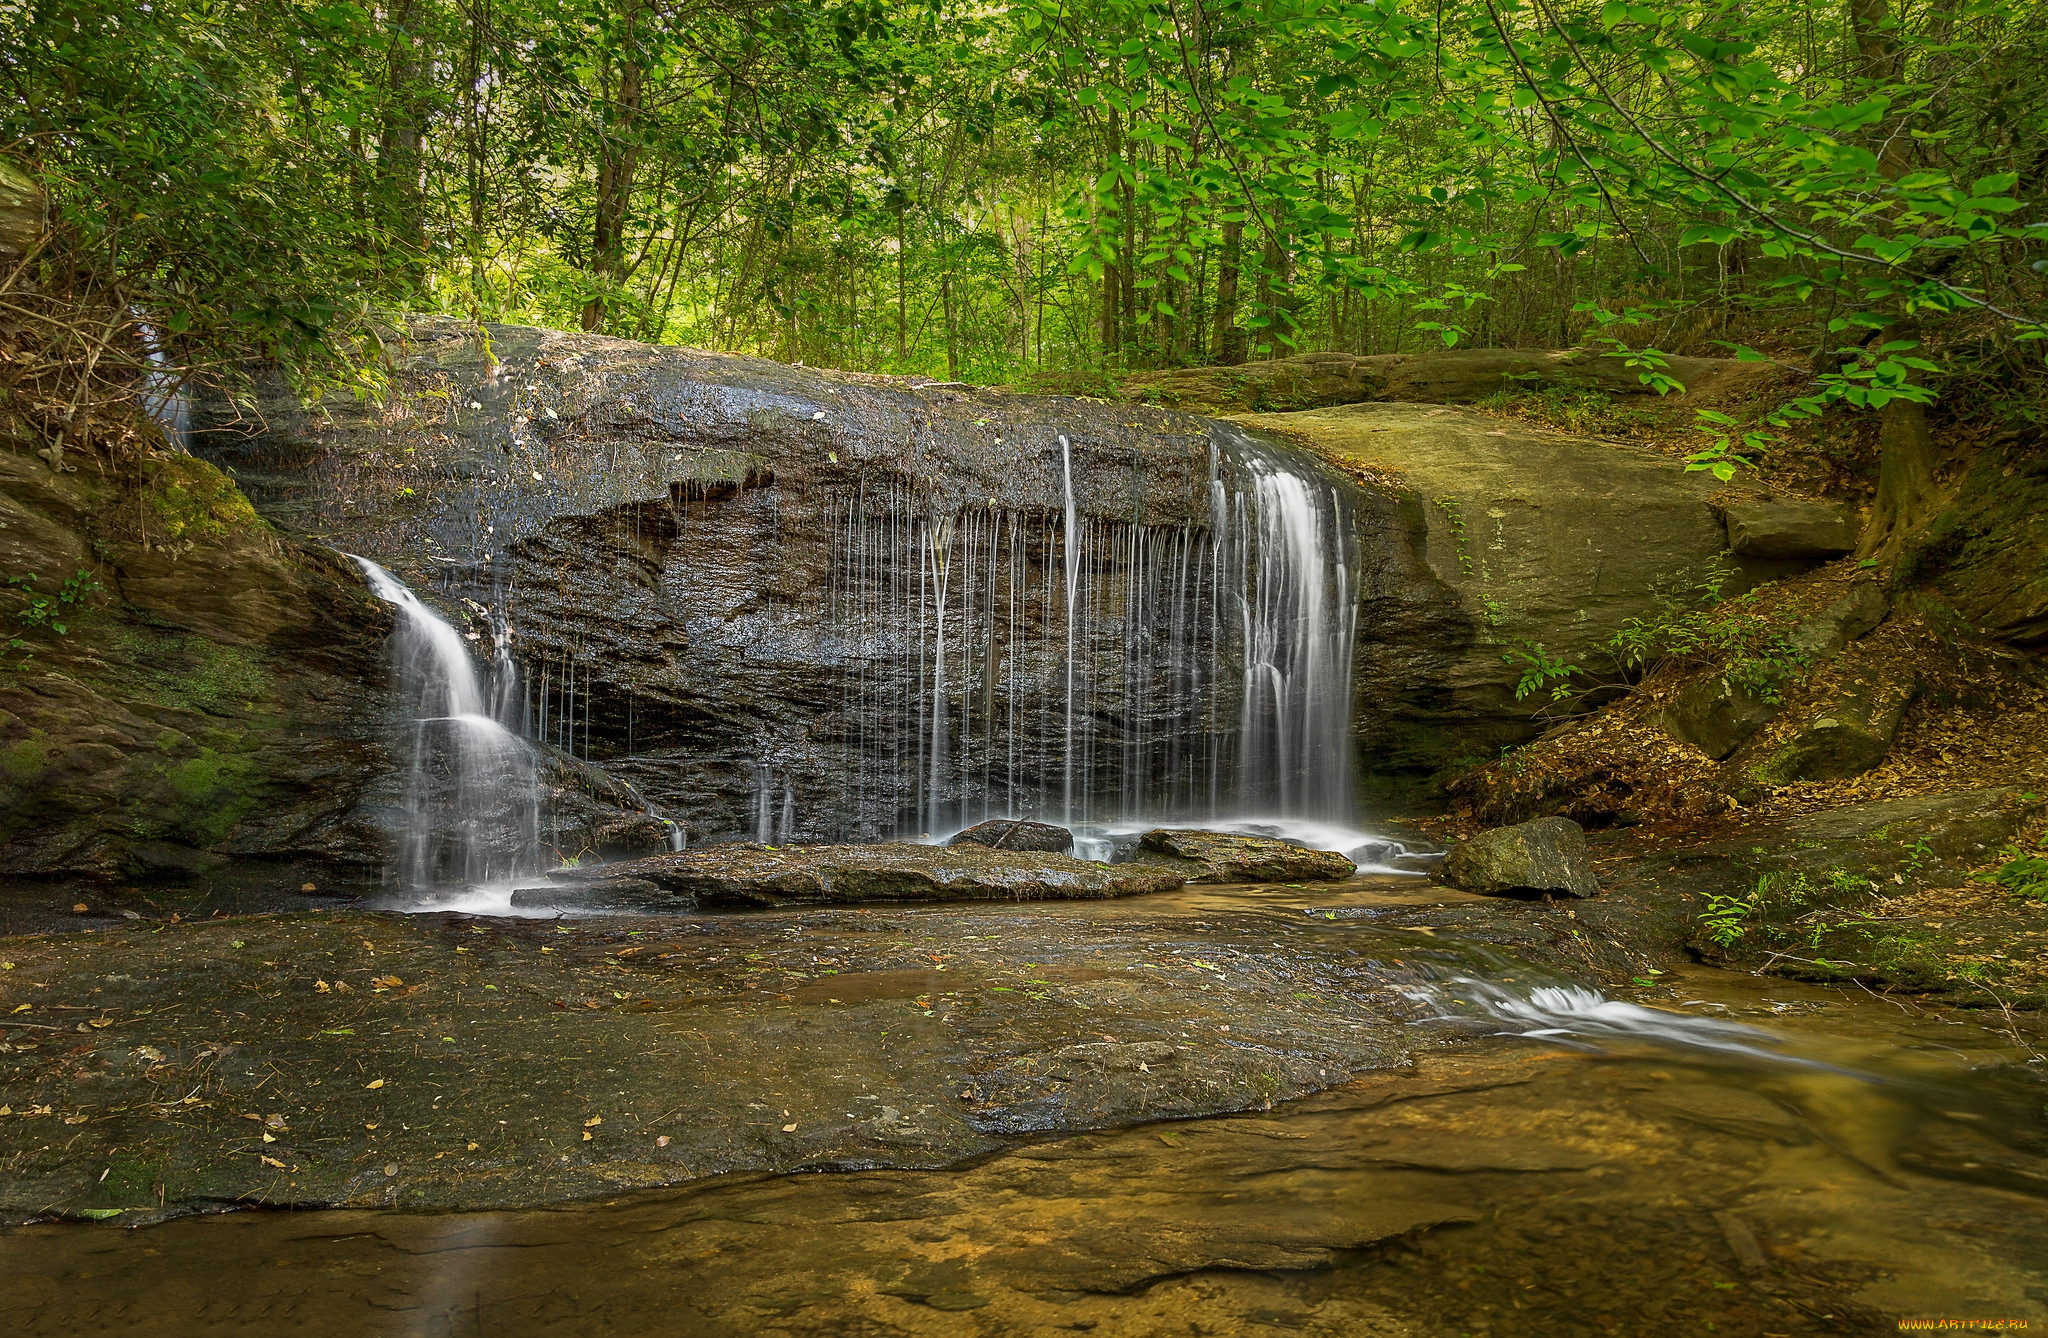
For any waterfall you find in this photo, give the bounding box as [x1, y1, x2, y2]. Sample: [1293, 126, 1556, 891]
[1060, 434, 1079, 824]
[829, 433, 1356, 838]
[1238, 454, 1357, 820]
[352, 557, 544, 893]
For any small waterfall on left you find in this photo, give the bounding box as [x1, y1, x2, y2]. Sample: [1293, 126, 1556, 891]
[353, 557, 544, 895]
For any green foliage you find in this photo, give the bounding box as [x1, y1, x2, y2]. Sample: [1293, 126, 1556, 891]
[1975, 843, 2048, 901]
[1699, 890, 1756, 948]
[1502, 639, 1583, 702]
[5, 568, 101, 665]
[7, 568, 100, 637]
[1607, 566, 1809, 703]
[1435, 495, 1473, 576]
[1479, 384, 1651, 437]
[4, 0, 2044, 403]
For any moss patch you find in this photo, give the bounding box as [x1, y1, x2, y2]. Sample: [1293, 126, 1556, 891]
[166, 746, 263, 843]
[1, 727, 50, 781]
[141, 455, 264, 546]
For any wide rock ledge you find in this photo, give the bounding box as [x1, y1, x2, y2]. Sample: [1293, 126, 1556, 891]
[512, 842, 1184, 911]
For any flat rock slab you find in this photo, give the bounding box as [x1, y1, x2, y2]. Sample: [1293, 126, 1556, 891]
[0, 892, 1489, 1224]
[1722, 499, 1857, 559]
[514, 842, 1182, 911]
[1138, 829, 1355, 883]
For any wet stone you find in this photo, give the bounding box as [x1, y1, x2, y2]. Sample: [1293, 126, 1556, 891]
[1441, 817, 1600, 899]
[946, 819, 1075, 854]
[1136, 830, 1355, 884]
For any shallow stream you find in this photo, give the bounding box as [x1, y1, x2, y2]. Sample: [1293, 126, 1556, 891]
[3, 889, 2043, 1337]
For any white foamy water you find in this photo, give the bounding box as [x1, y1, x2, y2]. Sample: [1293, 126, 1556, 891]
[353, 556, 545, 895]
[1406, 977, 1860, 1073]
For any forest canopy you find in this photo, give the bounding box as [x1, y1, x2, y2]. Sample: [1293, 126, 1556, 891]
[3, 0, 2044, 416]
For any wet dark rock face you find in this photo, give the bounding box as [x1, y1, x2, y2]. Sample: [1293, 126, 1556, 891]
[200, 320, 1372, 839]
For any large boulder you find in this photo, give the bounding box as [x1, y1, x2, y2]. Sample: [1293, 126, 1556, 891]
[197, 319, 1336, 843]
[1255, 401, 1775, 807]
[196, 322, 1800, 828]
[1136, 829, 1355, 884]
[511, 841, 1186, 910]
[1442, 817, 1600, 899]
[0, 448, 394, 880]
[1721, 499, 1857, 560]
[947, 818, 1074, 853]
[1918, 445, 2048, 645]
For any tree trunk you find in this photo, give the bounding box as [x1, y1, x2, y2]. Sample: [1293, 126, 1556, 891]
[1210, 220, 1244, 366]
[378, 0, 428, 269]
[1100, 264, 1119, 358]
[895, 205, 907, 365]
[942, 272, 959, 380]
[582, 27, 645, 333]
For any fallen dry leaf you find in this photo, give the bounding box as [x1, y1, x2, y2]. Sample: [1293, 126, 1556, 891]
[365, 1078, 385, 1090]
[314, 980, 331, 993]
[370, 975, 403, 990]
[583, 1116, 601, 1127]
[260, 1155, 287, 1169]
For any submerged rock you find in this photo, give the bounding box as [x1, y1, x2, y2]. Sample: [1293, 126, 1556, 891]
[1442, 817, 1600, 899]
[946, 819, 1074, 854]
[0, 893, 1455, 1222]
[525, 841, 1186, 909]
[1136, 829, 1354, 884]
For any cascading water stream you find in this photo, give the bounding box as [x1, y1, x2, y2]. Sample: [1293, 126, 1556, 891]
[828, 431, 1361, 847]
[352, 556, 544, 895]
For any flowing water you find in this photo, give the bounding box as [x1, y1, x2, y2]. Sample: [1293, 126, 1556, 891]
[2, 961, 2040, 1336]
[828, 431, 1358, 841]
[353, 557, 545, 894]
